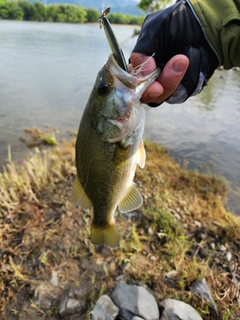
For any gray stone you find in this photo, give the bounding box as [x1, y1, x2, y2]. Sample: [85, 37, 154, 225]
[59, 288, 86, 316]
[118, 308, 135, 320]
[112, 282, 159, 320]
[210, 242, 215, 250]
[219, 244, 226, 251]
[50, 270, 59, 287]
[34, 282, 61, 309]
[225, 251, 232, 262]
[159, 299, 203, 320]
[132, 317, 145, 320]
[92, 295, 119, 320]
[190, 278, 218, 314]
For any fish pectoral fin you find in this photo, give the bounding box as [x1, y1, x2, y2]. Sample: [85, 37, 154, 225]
[118, 183, 143, 213]
[91, 223, 119, 248]
[72, 175, 91, 209]
[137, 140, 146, 169]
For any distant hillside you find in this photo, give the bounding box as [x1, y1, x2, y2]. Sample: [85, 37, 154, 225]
[43, 0, 143, 15]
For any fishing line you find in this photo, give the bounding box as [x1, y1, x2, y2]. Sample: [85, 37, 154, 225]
[90, 21, 100, 58]
[131, 53, 156, 76]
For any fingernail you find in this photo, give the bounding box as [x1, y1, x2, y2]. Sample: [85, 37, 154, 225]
[173, 60, 187, 73]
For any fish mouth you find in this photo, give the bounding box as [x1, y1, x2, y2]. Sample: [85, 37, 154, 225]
[95, 55, 160, 144]
[106, 54, 160, 92]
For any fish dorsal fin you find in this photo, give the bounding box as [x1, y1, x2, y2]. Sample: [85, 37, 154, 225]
[118, 183, 143, 213]
[72, 175, 91, 209]
[137, 140, 146, 169]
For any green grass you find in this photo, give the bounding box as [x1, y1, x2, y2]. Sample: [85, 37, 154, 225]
[0, 133, 240, 319]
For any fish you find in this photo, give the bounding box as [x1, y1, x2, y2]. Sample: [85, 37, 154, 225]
[72, 53, 160, 248]
[72, 8, 160, 247]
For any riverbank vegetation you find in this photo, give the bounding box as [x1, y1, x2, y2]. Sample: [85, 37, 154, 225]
[0, 130, 240, 319]
[0, 0, 144, 24]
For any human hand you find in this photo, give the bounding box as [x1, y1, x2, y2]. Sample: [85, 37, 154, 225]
[130, 53, 189, 105]
[130, 0, 219, 107]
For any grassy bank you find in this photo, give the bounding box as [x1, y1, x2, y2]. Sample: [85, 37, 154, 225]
[0, 133, 240, 319]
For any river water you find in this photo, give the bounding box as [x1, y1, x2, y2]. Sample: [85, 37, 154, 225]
[0, 21, 239, 215]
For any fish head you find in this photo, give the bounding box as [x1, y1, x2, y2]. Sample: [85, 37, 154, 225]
[91, 54, 160, 143]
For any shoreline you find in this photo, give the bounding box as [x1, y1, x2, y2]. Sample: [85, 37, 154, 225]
[0, 135, 239, 319]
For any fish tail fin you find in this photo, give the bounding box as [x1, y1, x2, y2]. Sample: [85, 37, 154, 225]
[91, 223, 120, 248]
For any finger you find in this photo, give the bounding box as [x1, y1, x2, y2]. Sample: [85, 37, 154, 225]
[150, 54, 189, 105]
[140, 81, 164, 104]
[130, 52, 156, 75]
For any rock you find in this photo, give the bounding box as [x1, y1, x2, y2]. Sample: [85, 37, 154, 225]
[59, 287, 86, 316]
[150, 255, 157, 261]
[112, 282, 159, 320]
[193, 220, 202, 228]
[225, 251, 232, 262]
[116, 274, 124, 281]
[118, 308, 135, 320]
[164, 270, 178, 279]
[132, 317, 145, 320]
[92, 295, 119, 320]
[34, 282, 61, 309]
[159, 299, 203, 320]
[200, 233, 207, 240]
[190, 278, 218, 314]
[210, 242, 215, 250]
[219, 244, 226, 251]
[50, 270, 59, 287]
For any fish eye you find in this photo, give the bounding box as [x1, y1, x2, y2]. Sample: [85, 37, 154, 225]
[98, 83, 109, 95]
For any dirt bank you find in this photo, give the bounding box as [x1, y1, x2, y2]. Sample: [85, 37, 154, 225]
[0, 135, 239, 319]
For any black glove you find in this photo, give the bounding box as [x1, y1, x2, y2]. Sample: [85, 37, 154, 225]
[132, 0, 219, 106]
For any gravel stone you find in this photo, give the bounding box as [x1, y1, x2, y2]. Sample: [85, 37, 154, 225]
[160, 298, 203, 320]
[92, 295, 119, 320]
[112, 282, 159, 320]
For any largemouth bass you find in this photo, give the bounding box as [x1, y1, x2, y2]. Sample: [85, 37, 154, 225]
[72, 53, 160, 248]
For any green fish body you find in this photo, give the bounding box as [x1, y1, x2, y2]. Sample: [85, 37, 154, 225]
[73, 54, 159, 248]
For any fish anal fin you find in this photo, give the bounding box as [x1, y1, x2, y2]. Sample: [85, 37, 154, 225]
[91, 223, 119, 248]
[72, 175, 91, 209]
[137, 140, 146, 169]
[118, 183, 143, 213]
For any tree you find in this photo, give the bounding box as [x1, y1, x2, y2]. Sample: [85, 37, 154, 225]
[45, 4, 59, 22]
[32, 2, 46, 21]
[18, 1, 34, 20]
[0, 0, 10, 19]
[63, 4, 86, 23]
[8, 2, 24, 20]
[138, 0, 173, 13]
[85, 8, 99, 23]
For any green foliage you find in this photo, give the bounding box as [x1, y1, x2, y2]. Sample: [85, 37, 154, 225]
[0, 0, 12, 19]
[32, 2, 46, 21]
[45, 4, 59, 22]
[0, 0, 142, 25]
[138, 0, 172, 12]
[108, 12, 144, 25]
[85, 8, 99, 23]
[62, 4, 86, 23]
[18, 1, 34, 20]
